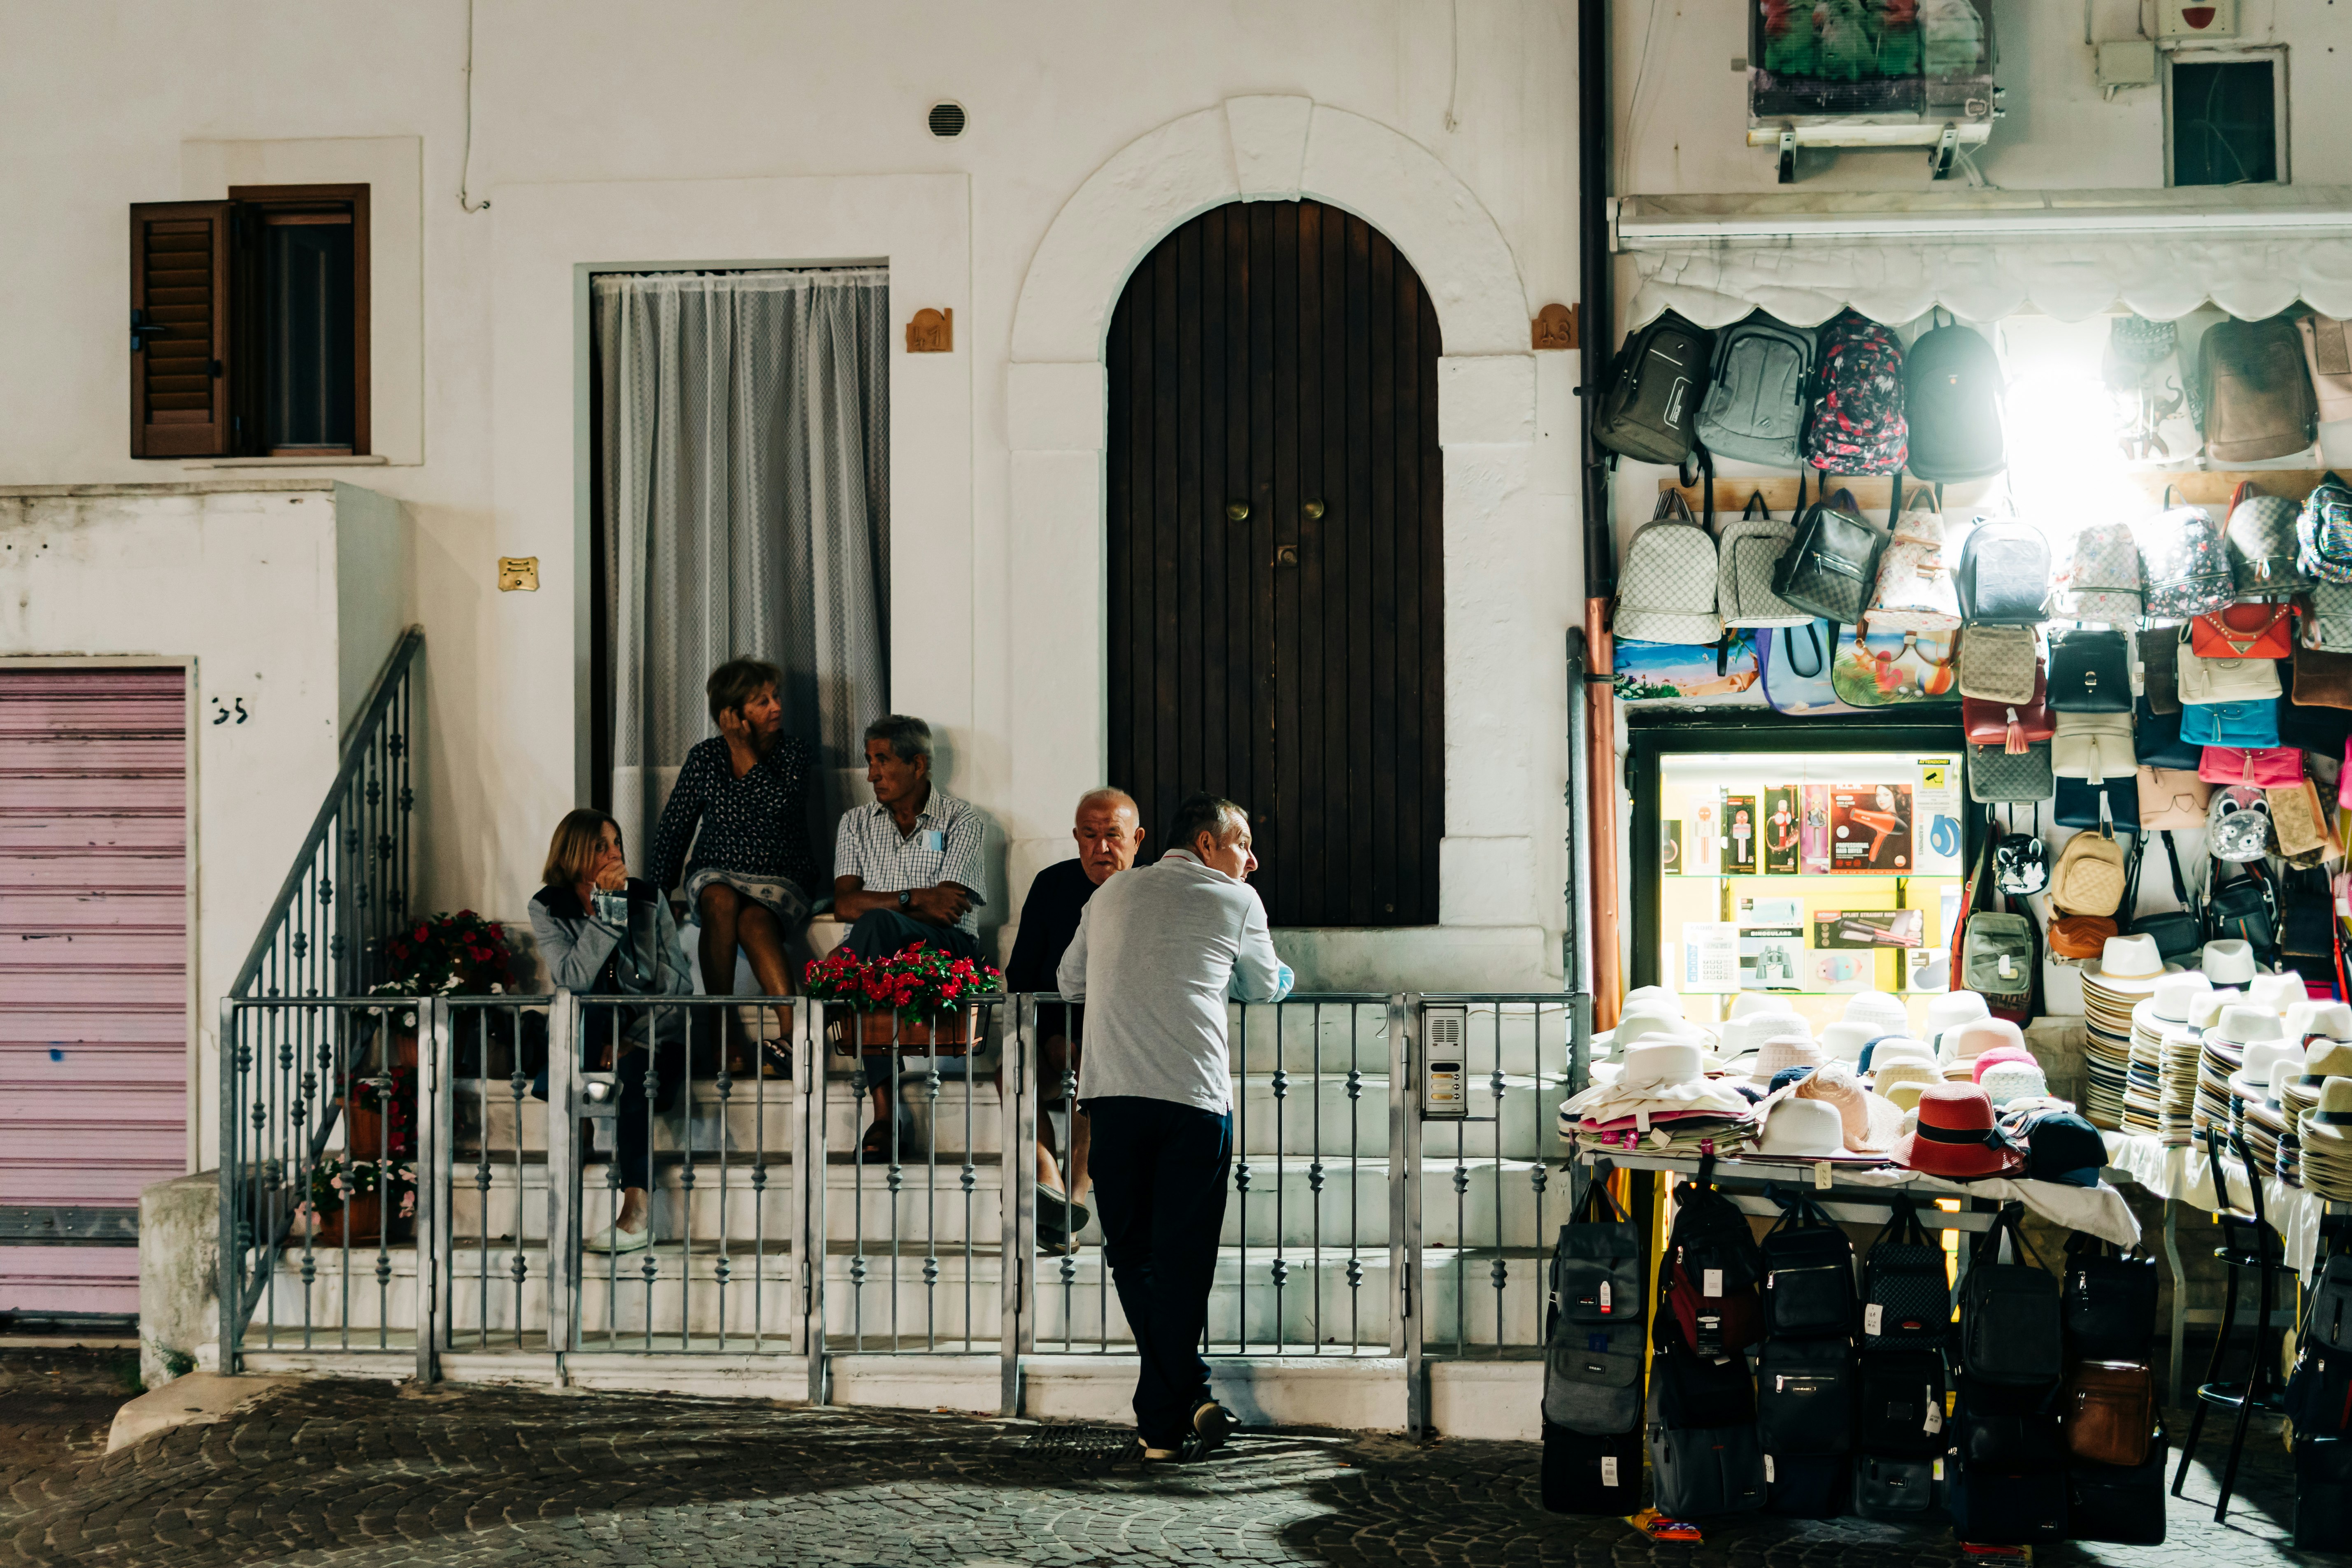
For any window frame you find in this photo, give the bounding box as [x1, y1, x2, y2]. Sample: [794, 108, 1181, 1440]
[226, 182, 372, 457]
[2164, 45, 2291, 188]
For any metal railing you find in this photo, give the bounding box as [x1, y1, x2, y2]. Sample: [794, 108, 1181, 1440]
[228, 627, 421, 1002]
[221, 987, 1584, 1419]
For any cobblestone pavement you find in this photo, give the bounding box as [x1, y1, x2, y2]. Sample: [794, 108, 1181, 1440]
[0, 1353, 2328, 1567]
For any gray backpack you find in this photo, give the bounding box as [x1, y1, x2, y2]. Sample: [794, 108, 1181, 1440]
[2306, 582, 2352, 652]
[1648, 1423, 1768, 1517]
[1694, 315, 1812, 467]
[1542, 1179, 1648, 1434]
[2226, 482, 2312, 600]
[1544, 1321, 1646, 1435]
[1613, 491, 1723, 645]
[1718, 491, 1810, 628]
[1596, 310, 1713, 466]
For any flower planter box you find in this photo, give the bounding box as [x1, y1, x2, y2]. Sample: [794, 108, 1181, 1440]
[855, 1012, 973, 1054]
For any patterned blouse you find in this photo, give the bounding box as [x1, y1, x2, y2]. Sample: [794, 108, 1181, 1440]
[646, 734, 820, 898]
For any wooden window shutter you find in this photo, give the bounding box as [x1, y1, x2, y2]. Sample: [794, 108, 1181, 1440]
[129, 201, 237, 457]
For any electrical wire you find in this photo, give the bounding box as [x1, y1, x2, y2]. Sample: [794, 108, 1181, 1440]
[459, 0, 491, 213]
[1443, 0, 1461, 132]
[1619, 0, 1666, 195]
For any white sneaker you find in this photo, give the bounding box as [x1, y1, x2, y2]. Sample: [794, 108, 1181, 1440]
[584, 1221, 652, 1254]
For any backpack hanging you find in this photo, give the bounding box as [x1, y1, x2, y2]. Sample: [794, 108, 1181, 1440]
[1864, 483, 1964, 632]
[1957, 821, 2038, 1021]
[1540, 1423, 1646, 1516]
[1852, 1455, 1938, 1521]
[1612, 489, 1724, 646]
[1802, 310, 1909, 475]
[1552, 1169, 1643, 1327]
[1992, 809, 2049, 897]
[1860, 1196, 1949, 1349]
[1756, 1335, 1855, 1456]
[1958, 519, 2051, 624]
[2205, 790, 2278, 868]
[1594, 309, 1714, 465]
[1696, 313, 1813, 467]
[2204, 856, 2278, 961]
[2056, 522, 2143, 627]
[1903, 312, 2007, 482]
[2048, 812, 2128, 919]
[1718, 489, 1812, 629]
[1773, 485, 1885, 624]
[2196, 314, 2318, 463]
[2298, 472, 2352, 585]
[1659, 1154, 1766, 1359]
[1760, 1192, 1858, 1338]
[1959, 1205, 2062, 1388]
[2134, 486, 2236, 624]
[2227, 479, 2314, 600]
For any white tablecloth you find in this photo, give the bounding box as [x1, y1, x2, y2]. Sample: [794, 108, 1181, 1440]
[1694, 1157, 2141, 1249]
[2102, 1129, 2330, 1281]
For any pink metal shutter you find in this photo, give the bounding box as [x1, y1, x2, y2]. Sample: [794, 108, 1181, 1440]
[0, 667, 188, 1314]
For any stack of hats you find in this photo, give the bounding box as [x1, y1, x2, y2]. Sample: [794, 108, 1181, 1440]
[2119, 1002, 2168, 1139]
[2283, 1041, 2352, 1187]
[1558, 1030, 1756, 1157]
[2231, 1042, 2306, 1181]
[2299, 1072, 2352, 1200]
[2192, 1005, 2280, 1151]
[2080, 937, 2176, 1128]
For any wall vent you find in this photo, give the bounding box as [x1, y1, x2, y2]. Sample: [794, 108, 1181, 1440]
[928, 102, 967, 138]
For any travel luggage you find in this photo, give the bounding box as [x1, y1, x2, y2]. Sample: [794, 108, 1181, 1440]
[1696, 314, 1812, 467]
[1851, 1454, 1937, 1521]
[1718, 491, 1812, 629]
[1613, 491, 1723, 646]
[1903, 315, 2005, 482]
[1957, 519, 2050, 624]
[2196, 314, 2317, 463]
[1773, 486, 1884, 624]
[1648, 1423, 1767, 1517]
[1958, 1209, 2061, 1388]
[1756, 1334, 1855, 1457]
[1855, 1346, 1947, 1457]
[2060, 1360, 2157, 1467]
[1763, 1452, 1849, 1519]
[1540, 1421, 1646, 1515]
[2066, 1433, 2168, 1545]
[1802, 310, 1908, 475]
[2062, 1235, 2159, 1361]
[1595, 310, 1712, 465]
[1761, 1196, 1857, 1338]
[2135, 489, 2236, 623]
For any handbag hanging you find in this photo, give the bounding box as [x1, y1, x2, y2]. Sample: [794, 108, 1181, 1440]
[2055, 772, 2139, 830]
[2140, 626, 2182, 714]
[2136, 764, 2212, 830]
[2181, 697, 2282, 749]
[2191, 602, 2297, 661]
[1968, 740, 2056, 803]
[2198, 744, 2305, 789]
[2134, 697, 2203, 771]
[2049, 629, 2133, 713]
[2132, 831, 2204, 961]
[2294, 640, 2352, 711]
[1964, 689, 2054, 754]
[1957, 625, 2041, 705]
[2175, 633, 2283, 703]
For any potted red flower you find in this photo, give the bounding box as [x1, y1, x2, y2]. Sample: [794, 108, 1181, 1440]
[366, 910, 518, 1067]
[803, 945, 1004, 1051]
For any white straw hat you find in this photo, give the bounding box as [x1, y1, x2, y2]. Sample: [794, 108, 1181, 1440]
[1754, 1096, 1877, 1161]
[1819, 1020, 1879, 1063]
[2208, 1005, 2287, 1049]
[1622, 1039, 1706, 1091]
[2201, 940, 2258, 986]
[2150, 971, 2212, 1025]
[1924, 991, 1989, 1049]
[1843, 991, 1911, 1039]
[2188, 989, 2240, 1033]
[2231, 1039, 2305, 1104]
[2250, 972, 2310, 1013]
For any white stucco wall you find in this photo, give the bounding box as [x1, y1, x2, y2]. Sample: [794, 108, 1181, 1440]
[0, 481, 409, 1167]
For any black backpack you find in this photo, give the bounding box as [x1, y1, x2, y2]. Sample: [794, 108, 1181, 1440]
[1552, 1169, 1643, 1326]
[1856, 1345, 1947, 1457]
[1660, 1157, 1766, 1358]
[1771, 486, 1885, 625]
[1539, 1422, 1646, 1516]
[2286, 1340, 2352, 1439]
[2062, 1234, 2159, 1361]
[1958, 1207, 2062, 1387]
[1904, 314, 2007, 482]
[1756, 1334, 1854, 1456]
[1595, 310, 1713, 465]
[1861, 1197, 1948, 1348]
[1764, 1452, 1848, 1519]
[2311, 1252, 2352, 1352]
[1761, 1194, 1857, 1338]
[1852, 1454, 1937, 1521]
[1647, 1421, 1768, 1519]
[1648, 1317, 1756, 1429]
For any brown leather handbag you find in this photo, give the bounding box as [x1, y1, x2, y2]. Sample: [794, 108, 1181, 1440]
[2049, 914, 2118, 962]
[2293, 640, 2352, 710]
[2061, 1360, 2156, 1467]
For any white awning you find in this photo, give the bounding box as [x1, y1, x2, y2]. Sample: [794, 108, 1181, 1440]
[1618, 186, 2352, 329]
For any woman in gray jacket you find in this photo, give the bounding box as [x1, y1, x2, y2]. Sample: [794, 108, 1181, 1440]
[530, 809, 695, 1253]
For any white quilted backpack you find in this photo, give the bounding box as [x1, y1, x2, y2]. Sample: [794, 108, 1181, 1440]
[1865, 486, 1963, 633]
[1615, 491, 1723, 645]
[1717, 491, 1810, 630]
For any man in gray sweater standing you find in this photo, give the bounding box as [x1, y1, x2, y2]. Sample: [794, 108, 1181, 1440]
[1057, 792, 1292, 1461]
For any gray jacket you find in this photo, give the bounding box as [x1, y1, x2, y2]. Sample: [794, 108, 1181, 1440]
[1058, 849, 1292, 1114]
[528, 880, 695, 999]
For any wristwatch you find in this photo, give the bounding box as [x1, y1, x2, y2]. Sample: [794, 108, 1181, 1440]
[898, 889, 912, 910]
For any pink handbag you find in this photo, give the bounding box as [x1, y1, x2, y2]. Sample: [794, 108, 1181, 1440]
[2200, 744, 2304, 788]
[2342, 737, 2352, 808]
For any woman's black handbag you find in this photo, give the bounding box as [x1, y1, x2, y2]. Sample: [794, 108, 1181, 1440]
[2054, 774, 2138, 831]
[1773, 487, 1885, 623]
[2048, 629, 2133, 713]
[2131, 833, 2203, 961]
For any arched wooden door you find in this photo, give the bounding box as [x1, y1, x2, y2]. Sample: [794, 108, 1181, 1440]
[1106, 200, 1443, 927]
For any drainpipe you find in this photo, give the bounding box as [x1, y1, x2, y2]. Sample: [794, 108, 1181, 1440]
[1577, 0, 1623, 1034]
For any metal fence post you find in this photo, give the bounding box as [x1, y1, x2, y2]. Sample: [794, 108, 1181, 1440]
[798, 999, 827, 1405]
[414, 998, 449, 1381]
[544, 990, 578, 1358]
[1001, 995, 1035, 1415]
[217, 999, 243, 1376]
[1389, 992, 1425, 1439]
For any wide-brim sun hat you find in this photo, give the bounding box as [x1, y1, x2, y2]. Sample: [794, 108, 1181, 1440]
[1891, 1082, 2025, 1179]
[1596, 1002, 1709, 1055]
[1980, 1059, 2051, 1107]
[2150, 971, 2213, 1025]
[1861, 1036, 1933, 1074]
[2081, 933, 2171, 992]
[1843, 991, 1911, 1039]
[1749, 1033, 1829, 1086]
[1924, 991, 1990, 1049]
[1970, 1043, 2038, 1084]
[2230, 1038, 2306, 1104]
[2250, 972, 2310, 1013]
[2207, 1003, 2287, 1050]
[2202, 940, 2258, 986]
[2286, 1000, 2352, 1045]
[1945, 1017, 2027, 1064]
[1752, 1093, 1884, 1162]
[1794, 1061, 1905, 1152]
[1872, 1060, 1943, 1112]
[2300, 1076, 2352, 1143]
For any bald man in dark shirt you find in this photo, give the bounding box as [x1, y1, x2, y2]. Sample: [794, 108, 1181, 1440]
[1004, 788, 1144, 1251]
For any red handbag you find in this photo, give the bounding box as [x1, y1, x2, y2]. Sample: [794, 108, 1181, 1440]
[2191, 602, 2296, 660]
[2198, 744, 2305, 788]
[1963, 692, 2055, 754]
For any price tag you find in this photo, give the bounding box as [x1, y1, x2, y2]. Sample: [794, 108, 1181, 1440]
[1864, 1303, 1885, 1336]
[1933, 1458, 1945, 1480]
[1703, 1268, 1724, 1298]
[1601, 1456, 1620, 1488]
[1813, 1161, 1833, 1190]
[1924, 1397, 1945, 1434]
[1598, 1281, 1613, 1313]
[1764, 1454, 1777, 1482]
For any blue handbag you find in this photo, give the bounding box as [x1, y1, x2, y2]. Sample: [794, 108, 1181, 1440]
[1760, 619, 1856, 715]
[2180, 697, 2280, 748]
[2133, 698, 2201, 770]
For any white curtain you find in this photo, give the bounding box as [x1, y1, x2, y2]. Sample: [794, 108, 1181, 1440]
[596, 268, 891, 863]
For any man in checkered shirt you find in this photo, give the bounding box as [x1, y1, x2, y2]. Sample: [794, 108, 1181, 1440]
[832, 713, 987, 1158]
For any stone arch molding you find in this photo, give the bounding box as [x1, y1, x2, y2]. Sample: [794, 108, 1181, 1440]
[1005, 96, 1544, 954]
